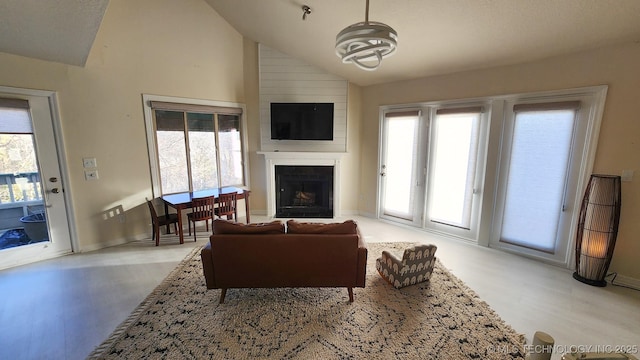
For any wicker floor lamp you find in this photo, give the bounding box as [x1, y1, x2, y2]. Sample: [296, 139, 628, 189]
[573, 174, 621, 287]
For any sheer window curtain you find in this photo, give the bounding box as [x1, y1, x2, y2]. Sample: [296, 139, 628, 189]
[429, 107, 482, 229]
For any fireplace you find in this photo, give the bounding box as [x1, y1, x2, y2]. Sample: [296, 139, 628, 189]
[275, 166, 333, 218]
[258, 151, 344, 219]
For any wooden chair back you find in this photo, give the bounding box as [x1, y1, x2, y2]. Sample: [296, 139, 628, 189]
[146, 197, 178, 246]
[190, 196, 215, 221]
[215, 192, 237, 220]
[146, 198, 159, 224]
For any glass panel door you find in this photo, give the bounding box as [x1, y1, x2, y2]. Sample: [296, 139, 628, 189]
[0, 106, 45, 250]
[427, 111, 481, 230]
[379, 111, 423, 225]
[0, 90, 73, 269]
[491, 100, 585, 264]
[500, 109, 575, 252]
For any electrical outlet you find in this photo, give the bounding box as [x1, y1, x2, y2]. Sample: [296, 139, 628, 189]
[84, 169, 99, 180]
[621, 170, 634, 182]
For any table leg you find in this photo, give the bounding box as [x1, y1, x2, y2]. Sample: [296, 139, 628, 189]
[176, 207, 184, 244]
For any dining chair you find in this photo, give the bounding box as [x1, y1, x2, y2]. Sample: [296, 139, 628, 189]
[214, 192, 238, 222]
[214, 193, 238, 222]
[187, 196, 215, 241]
[146, 198, 179, 246]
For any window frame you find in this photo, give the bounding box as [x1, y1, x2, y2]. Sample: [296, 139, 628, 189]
[142, 94, 249, 197]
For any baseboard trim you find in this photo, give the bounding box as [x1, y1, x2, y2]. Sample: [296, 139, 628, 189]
[610, 273, 640, 291]
[357, 211, 377, 219]
[78, 233, 149, 253]
[245, 210, 365, 219]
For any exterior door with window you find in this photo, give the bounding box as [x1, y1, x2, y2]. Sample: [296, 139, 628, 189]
[423, 107, 485, 240]
[0, 89, 73, 269]
[379, 106, 486, 240]
[378, 110, 425, 225]
[491, 100, 586, 264]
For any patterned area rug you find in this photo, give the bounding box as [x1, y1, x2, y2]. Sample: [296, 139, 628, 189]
[89, 242, 525, 359]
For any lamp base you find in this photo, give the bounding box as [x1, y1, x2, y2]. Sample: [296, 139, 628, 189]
[573, 272, 607, 287]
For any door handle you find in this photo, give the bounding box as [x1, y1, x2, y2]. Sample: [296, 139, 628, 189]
[43, 188, 59, 208]
[380, 172, 386, 176]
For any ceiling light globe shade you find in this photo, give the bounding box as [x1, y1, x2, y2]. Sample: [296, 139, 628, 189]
[335, 21, 398, 71]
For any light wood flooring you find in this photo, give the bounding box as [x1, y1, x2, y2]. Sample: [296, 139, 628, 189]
[0, 216, 638, 360]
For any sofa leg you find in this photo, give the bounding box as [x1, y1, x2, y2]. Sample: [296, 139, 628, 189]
[219, 289, 227, 304]
[348, 287, 354, 302]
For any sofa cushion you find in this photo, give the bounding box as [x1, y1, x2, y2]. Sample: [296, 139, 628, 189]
[286, 219, 358, 234]
[213, 219, 285, 234]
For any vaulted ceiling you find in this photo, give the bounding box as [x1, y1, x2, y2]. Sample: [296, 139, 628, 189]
[2, 0, 640, 86]
[0, 0, 109, 67]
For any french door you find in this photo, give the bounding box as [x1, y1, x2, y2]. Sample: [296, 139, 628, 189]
[378, 106, 486, 238]
[490, 98, 597, 264]
[378, 110, 425, 225]
[0, 87, 73, 269]
[378, 86, 606, 268]
[423, 107, 485, 239]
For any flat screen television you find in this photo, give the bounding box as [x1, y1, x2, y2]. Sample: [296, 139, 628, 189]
[270, 102, 334, 141]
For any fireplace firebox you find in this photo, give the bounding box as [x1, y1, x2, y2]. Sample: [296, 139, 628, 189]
[275, 165, 333, 218]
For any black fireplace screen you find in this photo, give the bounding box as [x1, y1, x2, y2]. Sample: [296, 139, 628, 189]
[275, 165, 333, 218]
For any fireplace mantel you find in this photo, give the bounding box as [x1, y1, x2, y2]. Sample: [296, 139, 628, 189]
[258, 152, 345, 218]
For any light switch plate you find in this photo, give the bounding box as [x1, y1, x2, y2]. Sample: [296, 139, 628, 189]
[83, 157, 97, 168]
[84, 170, 99, 180]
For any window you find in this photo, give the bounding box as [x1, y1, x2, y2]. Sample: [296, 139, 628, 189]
[0, 99, 41, 203]
[144, 96, 248, 196]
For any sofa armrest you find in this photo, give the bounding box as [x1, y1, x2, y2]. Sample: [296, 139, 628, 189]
[356, 234, 367, 287]
[200, 242, 216, 289]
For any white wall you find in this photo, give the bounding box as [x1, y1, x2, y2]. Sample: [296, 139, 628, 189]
[258, 45, 348, 153]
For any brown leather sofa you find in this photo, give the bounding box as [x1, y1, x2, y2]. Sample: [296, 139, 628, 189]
[201, 219, 368, 303]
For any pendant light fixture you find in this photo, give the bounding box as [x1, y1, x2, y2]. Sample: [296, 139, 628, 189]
[335, 0, 398, 71]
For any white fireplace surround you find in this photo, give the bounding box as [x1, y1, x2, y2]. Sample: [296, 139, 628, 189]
[258, 152, 345, 218]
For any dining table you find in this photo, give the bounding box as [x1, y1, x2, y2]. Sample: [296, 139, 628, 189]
[161, 186, 251, 244]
